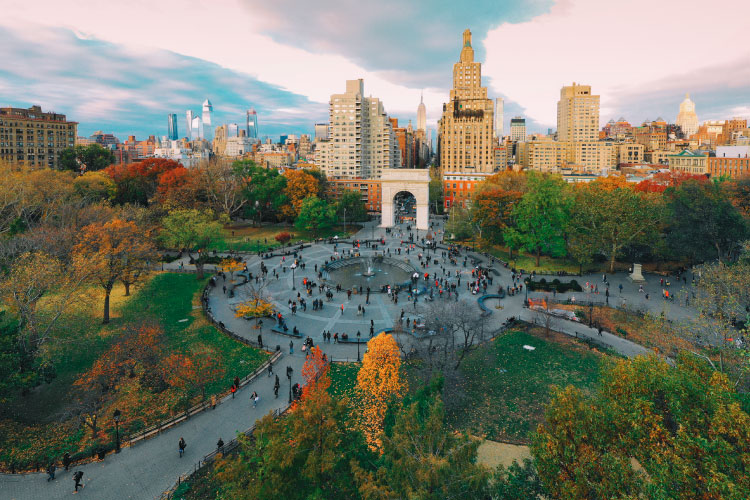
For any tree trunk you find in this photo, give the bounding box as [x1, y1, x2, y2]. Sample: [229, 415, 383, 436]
[103, 288, 111, 324]
[124, 281, 131, 296]
[536, 247, 541, 266]
[609, 252, 617, 273]
[196, 262, 205, 280]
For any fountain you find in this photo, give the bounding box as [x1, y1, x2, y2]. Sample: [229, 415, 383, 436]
[362, 258, 376, 277]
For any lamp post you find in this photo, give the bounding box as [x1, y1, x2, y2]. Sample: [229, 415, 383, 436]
[287, 366, 294, 403]
[291, 262, 297, 290]
[113, 409, 121, 453]
[343, 207, 346, 235]
[525, 278, 529, 305]
[356, 331, 361, 362]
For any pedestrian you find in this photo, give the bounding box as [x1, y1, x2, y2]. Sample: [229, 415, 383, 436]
[268, 362, 273, 377]
[252, 391, 259, 408]
[211, 394, 217, 409]
[217, 438, 225, 453]
[230, 383, 237, 399]
[46, 462, 56, 481]
[257, 334, 263, 349]
[234, 376, 240, 388]
[289, 340, 294, 354]
[62, 452, 71, 471]
[72, 470, 84, 493]
[178, 437, 186, 458]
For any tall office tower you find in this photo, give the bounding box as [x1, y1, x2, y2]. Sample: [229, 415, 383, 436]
[191, 116, 203, 140]
[438, 29, 495, 173]
[0, 105, 77, 169]
[186, 110, 194, 140]
[676, 93, 699, 138]
[556, 83, 600, 142]
[227, 123, 239, 138]
[510, 117, 526, 142]
[495, 98, 504, 139]
[315, 79, 399, 179]
[417, 92, 426, 132]
[314, 123, 329, 141]
[167, 113, 178, 140]
[246, 108, 259, 139]
[202, 99, 213, 142]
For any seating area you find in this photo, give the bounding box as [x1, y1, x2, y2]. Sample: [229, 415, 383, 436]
[478, 292, 506, 316]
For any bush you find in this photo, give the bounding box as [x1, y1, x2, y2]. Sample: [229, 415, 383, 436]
[616, 327, 628, 337]
[526, 278, 582, 293]
[275, 232, 292, 244]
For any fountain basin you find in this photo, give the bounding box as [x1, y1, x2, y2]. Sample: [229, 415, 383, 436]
[322, 256, 417, 289]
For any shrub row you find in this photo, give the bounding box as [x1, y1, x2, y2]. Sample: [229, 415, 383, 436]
[525, 278, 583, 293]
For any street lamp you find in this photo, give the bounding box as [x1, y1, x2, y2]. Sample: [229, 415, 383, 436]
[291, 262, 297, 290]
[343, 207, 347, 235]
[113, 409, 121, 453]
[356, 331, 361, 361]
[287, 366, 294, 403]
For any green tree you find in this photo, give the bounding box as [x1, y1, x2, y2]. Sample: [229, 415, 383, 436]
[294, 196, 336, 237]
[569, 181, 663, 272]
[504, 173, 572, 266]
[159, 209, 225, 279]
[445, 206, 473, 241]
[491, 459, 547, 500]
[665, 179, 746, 264]
[58, 144, 116, 173]
[240, 162, 288, 225]
[428, 178, 444, 215]
[532, 354, 750, 499]
[337, 189, 367, 224]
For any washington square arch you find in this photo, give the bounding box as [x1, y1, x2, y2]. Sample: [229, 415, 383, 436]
[379, 168, 430, 231]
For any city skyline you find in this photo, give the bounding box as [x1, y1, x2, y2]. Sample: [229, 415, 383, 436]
[1, 0, 748, 139]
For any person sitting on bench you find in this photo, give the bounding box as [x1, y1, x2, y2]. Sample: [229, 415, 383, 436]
[293, 326, 299, 335]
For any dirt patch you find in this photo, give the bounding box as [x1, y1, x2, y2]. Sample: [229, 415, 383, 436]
[476, 438, 532, 469]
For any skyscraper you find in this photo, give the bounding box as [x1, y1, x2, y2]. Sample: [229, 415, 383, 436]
[167, 113, 178, 141]
[438, 29, 495, 173]
[510, 117, 526, 142]
[495, 98, 504, 139]
[202, 99, 213, 142]
[247, 108, 259, 140]
[676, 93, 699, 138]
[315, 79, 399, 179]
[314, 123, 329, 141]
[191, 115, 203, 140]
[417, 92, 426, 132]
[556, 83, 600, 142]
[186, 110, 194, 140]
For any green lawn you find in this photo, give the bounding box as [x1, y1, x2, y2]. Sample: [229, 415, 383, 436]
[448, 329, 603, 443]
[208, 223, 363, 252]
[0, 273, 269, 470]
[328, 362, 360, 402]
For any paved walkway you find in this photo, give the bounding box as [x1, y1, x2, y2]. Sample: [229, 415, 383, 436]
[1, 217, 699, 499]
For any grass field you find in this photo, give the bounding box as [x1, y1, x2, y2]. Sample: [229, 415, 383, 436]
[448, 328, 603, 443]
[209, 223, 363, 252]
[0, 273, 269, 470]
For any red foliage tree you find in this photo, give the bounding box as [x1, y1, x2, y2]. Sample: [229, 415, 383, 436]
[635, 171, 708, 193]
[275, 231, 292, 244]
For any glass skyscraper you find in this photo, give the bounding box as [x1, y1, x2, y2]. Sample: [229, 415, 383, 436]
[167, 113, 178, 140]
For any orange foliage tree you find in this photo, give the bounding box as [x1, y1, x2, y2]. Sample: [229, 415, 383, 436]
[73, 218, 155, 323]
[356, 333, 407, 451]
[470, 185, 523, 244]
[164, 348, 225, 408]
[105, 158, 182, 205]
[635, 171, 707, 193]
[280, 169, 320, 220]
[220, 258, 245, 281]
[155, 166, 202, 210]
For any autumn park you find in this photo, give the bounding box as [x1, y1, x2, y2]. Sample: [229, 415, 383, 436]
[1, 152, 750, 499]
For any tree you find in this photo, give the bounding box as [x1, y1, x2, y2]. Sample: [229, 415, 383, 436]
[485, 170, 529, 193]
[155, 166, 203, 210]
[58, 144, 115, 173]
[354, 392, 490, 500]
[470, 185, 522, 245]
[294, 196, 336, 237]
[274, 231, 291, 245]
[444, 206, 473, 241]
[428, 178, 444, 215]
[665, 179, 746, 263]
[356, 333, 407, 451]
[281, 169, 320, 220]
[504, 173, 572, 266]
[240, 162, 287, 225]
[72, 171, 116, 203]
[164, 348, 225, 406]
[198, 159, 253, 218]
[159, 209, 225, 279]
[491, 459, 547, 500]
[569, 180, 663, 272]
[73, 218, 155, 323]
[234, 277, 273, 329]
[337, 189, 368, 223]
[105, 158, 181, 206]
[220, 258, 245, 281]
[531, 354, 750, 499]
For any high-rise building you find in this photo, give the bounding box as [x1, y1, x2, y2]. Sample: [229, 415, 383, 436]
[246, 108, 259, 140]
[0, 105, 77, 169]
[495, 98, 504, 139]
[438, 29, 495, 174]
[167, 113, 178, 140]
[676, 93, 699, 138]
[315, 79, 399, 179]
[314, 123, 329, 142]
[186, 110, 194, 140]
[191, 116, 203, 140]
[417, 92, 426, 132]
[202, 99, 213, 142]
[557, 83, 600, 142]
[510, 117, 526, 142]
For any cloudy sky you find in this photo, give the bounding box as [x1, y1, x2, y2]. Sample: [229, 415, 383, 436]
[1, 0, 748, 140]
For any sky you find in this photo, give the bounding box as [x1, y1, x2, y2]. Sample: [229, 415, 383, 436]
[1, 0, 748, 141]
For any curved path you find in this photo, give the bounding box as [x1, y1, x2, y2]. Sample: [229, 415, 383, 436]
[1, 218, 698, 499]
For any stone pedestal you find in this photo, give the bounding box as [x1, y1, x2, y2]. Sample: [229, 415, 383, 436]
[629, 263, 646, 283]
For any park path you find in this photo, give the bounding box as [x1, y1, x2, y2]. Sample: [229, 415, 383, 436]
[0, 218, 698, 499]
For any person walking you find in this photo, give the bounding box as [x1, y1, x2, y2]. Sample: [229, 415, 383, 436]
[72, 470, 84, 493]
[178, 437, 186, 458]
[257, 334, 263, 349]
[230, 383, 237, 399]
[268, 361, 273, 377]
[46, 462, 56, 481]
[217, 438, 225, 454]
[289, 340, 294, 354]
[251, 391, 259, 408]
[63, 452, 71, 471]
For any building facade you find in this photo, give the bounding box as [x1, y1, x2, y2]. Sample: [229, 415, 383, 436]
[438, 29, 495, 174]
[495, 98, 504, 139]
[668, 149, 708, 174]
[168, 113, 178, 140]
[676, 94, 699, 138]
[510, 117, 526, 142]
[557, 83, 600, 142]
[708, 146, 750, 178]
[246, 108, 259, 140]
[327, 178, 383, 212]
[0, 105, 77, 169]
[442, 171, 494, 209]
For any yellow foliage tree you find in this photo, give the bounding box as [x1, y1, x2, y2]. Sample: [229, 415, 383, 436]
[221, 258, 245, 281]
[280, 170, 319, 220]
[356, 333, 407, 452]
